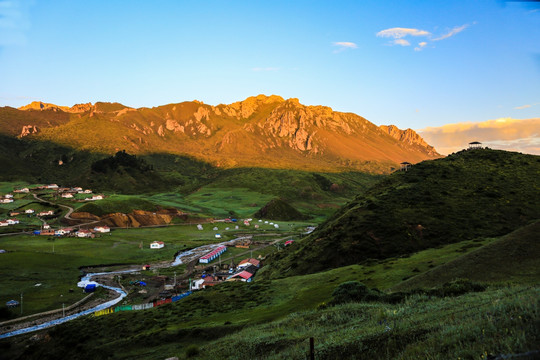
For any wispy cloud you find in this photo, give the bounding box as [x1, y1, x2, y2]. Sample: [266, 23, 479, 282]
[514, 102, 540, 110]
[376, 28, 431, 39]
[333, 41, 358, 49]
[0, 0, 33, 47]
[418, 117, 540, 155]
[251, 67, 280, 72]
[432, 24, 469, 41]
[392, 39, 410, 46]
[332, 42, 358, 53]
[414, 41, 428, 51]
[377, 23, 472, 50]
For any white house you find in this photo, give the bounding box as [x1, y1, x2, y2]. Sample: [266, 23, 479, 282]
[0, 221, 8, 227]
[43, 224, 51, 230]
[94, 226, 110, 233]
[14, 188, 29, 193]
[150, 241, 164, 249]
[5, 194, 13, 199]
[38, 210, 54, 217]
[55, 229, 67, 236]
[76, 229, 93, 238]
[0, 198, 13, 203]
[47, 184, 59, 189]
[7, 219, 19, 225]
[72, 187, 83, 192]
[25, 209, 35, 214]
[61, 193, 74, 198]
[84, 189, 92, 194]
[215, 234, 222, 239]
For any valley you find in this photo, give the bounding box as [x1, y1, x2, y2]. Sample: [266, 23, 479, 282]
[0, 98, 538, 359]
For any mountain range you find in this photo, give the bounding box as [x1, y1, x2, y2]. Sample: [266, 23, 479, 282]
[0, 95, 439, 172]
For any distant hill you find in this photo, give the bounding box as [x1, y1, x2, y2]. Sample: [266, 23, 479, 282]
[392, 220, 540, 290]
[261, 149, 540, 279]
[253, 198, 309, 221]
[0, 95, 440, 173]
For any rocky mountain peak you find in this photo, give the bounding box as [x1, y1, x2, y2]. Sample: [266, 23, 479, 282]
[18, 101, 70, 112]
[380, 125, 438, 156]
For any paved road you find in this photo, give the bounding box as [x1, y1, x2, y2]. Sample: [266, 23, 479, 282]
[32, 193, 75, 220]
[0, 236, 260, 339]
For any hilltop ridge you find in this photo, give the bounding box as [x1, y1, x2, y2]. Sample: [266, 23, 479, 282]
[3, 95, 441, 172]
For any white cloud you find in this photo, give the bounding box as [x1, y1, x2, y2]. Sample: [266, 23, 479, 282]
[393, 39, 410, 46]
[418, 117, 540, 155]
[514, 103, 539, 110]
[414, 41, 428, 51]
[333, 41, 358, 49]
[376, 28, 431, 39]
[432, 24, 469, 41]
[377, 23, 472, 51]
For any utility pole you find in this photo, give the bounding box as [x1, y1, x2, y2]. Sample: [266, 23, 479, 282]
[20, 293, 23, 315]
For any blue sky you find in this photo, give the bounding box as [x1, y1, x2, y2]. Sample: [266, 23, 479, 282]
[0, 0, 539, 129]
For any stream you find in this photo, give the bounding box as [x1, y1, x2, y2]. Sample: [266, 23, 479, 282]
[0, 241, 230, 339]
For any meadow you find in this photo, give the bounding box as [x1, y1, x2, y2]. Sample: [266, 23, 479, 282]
[3, 229, 537, 359]
[0, 220, 311, 318]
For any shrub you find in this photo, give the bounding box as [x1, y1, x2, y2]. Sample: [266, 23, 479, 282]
[330, 281, 377, 304]
[185, 345, 200, 357]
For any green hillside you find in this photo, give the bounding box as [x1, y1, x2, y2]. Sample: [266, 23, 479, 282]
[392, 220, 540, 291]
[261, 149, 540, 279]
[254, 198, 309, 220]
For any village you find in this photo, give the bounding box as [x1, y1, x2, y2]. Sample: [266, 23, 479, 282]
[0, 183, 106, 233]
[0, 182, 306, 332]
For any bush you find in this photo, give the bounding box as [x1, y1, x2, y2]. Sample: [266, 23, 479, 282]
[185, 345, 200, 358]
[330, 281, 378, 304]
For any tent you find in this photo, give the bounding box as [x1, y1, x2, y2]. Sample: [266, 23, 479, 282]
[84, 284, 97, 293]
[6, 300, 19, 308]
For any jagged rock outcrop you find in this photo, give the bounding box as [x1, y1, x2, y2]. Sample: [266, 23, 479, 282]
[18, 101, 71, 112]
[19, 125, 38, 137]
[7, 95, 441, 172]
[380, 125, 439, 156]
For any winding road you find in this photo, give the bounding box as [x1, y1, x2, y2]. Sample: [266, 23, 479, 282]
[0, 240, 229, 339]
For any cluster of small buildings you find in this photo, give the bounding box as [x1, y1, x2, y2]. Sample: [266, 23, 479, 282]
[0, 218, 19, 227]
[193, 257, 261, 289]
[55, 187, 104, 201]
[0, 194, 14, 204]
[33, 225, 110, 238]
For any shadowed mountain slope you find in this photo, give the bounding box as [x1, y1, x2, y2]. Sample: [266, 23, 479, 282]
[392, 220, 540, 291]
[261, 149, 540, 279]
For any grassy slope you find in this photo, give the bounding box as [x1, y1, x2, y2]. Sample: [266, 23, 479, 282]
[3, 226, 538, 359]
[392, 220, 540, 291]
[261, 149, 540, 279]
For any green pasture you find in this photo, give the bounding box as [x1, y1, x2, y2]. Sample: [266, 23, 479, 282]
[8, 233, 537, 359]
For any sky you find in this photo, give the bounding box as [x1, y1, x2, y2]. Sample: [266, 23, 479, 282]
[0, 0, 539, 141]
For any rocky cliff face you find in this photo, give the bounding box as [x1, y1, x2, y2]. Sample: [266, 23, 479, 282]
[7, 95, 441, 172]
[380, 125, 439, 157]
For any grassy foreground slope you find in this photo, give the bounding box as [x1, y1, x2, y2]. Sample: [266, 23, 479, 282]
[393, 220, 540, 291]
[2, 226, 538, 359]
[261, 149, 540, 279]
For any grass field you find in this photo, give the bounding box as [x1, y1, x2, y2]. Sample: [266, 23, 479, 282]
[0, 220, 311, 318]
[3, 236, 537, 359]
